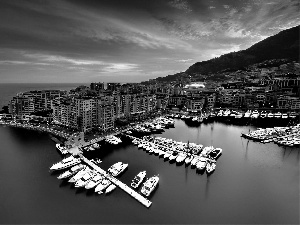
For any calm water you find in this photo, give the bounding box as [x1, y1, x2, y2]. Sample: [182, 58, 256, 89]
[0, 84, 299, 224]
[0, 121, 299, 224]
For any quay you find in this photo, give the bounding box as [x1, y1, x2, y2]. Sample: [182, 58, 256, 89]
[67, 146, 152, 208]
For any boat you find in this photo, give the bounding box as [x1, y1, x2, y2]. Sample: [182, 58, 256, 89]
[92, 143, 100, 149]
[95, 178, 111, 194]
[85, 174, 103, 189]
[131, 171, 146, 188]
[206, 161, 216, 174]
[105, 184, 116, 194]
[140, 174, 159, 197]
[274, 112, 282, 118]
[50, 155, 81, 171]
[163, 151, 172, 160]
[185, 154, 193, 165]
[260, 111, 267, 118]
[289, 112, 297, 118]
[168, 152, 178, 162]
[176, 152, 187, 164]
[75, 170, 96, 188]
[56, 143, 68, 154]
[267, 112, 274, 118]
[108, 162, 128, 176]
[68, 167, 91, 183]
[251, 110, 260, 119]
[200, 146, 213, 157]
[196, 157, 207, 170]
[191, 156, 200, 167]
[244, 110, 251, 118]
[208, 148, 222, 159]
[57, 164, 86, 179]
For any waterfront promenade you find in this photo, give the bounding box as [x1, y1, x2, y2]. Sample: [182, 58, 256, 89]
[0, 120, 71, 139]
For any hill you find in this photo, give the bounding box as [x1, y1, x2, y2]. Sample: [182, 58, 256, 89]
[186, 25, 299, 75]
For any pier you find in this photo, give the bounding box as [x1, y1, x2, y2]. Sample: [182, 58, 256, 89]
[67, 149, 152, 208]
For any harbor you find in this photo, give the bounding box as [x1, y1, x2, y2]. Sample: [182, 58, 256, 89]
[0, 117, 299, 224]
[241, 123, 300, 147]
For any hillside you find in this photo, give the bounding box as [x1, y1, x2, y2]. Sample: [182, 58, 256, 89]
[186, 25, 299, 75]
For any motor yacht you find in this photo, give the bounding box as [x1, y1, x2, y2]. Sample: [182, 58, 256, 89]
[131, 171, 147, 189]
[140, 174, 159, 197]
[57, 164, 86, 179]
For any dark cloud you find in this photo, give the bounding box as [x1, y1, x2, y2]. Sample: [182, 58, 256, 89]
[0, 0, 299, 83]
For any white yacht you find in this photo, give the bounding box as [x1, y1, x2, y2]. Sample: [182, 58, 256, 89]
[244, 110, 251, 118]
[50, 155, 81, 171]
[68, 167, 90, 183]
[108, 162, 128, 177]
[56, 143, 68, 154]
[131, 171, 146, 189]
[85, 174, 103, 189]
[185, 154, 194, 165]
[176, 152, 187, 164]
[200, 146, 214, 157]
[105, 184, 116, 194]
[191, 156, 200, 166]
[274, 112, 282, 118]
[267, 112, 274, 118]
[57, 164, 86, 179]
[251, 110, 260, 119]
[95, 179, 111, 194]
[196, 157, 207, 170]
[75, 171, 96, 188]
[141, 174, 159, 197]
[206, 161, 216, 174]
[208, 148, 222, 159]
[260, 111, 267, 118]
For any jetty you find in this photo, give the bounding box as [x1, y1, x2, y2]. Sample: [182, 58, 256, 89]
[65, 147, 152, 208]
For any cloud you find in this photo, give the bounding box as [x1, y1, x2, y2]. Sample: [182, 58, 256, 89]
[176, 59, 193, 63]
[0, 0, 299, 83]
[102, 63, 139, 73]
[0, 60, 52, 66]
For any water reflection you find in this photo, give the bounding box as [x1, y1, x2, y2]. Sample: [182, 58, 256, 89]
[205, 176, 210, 200]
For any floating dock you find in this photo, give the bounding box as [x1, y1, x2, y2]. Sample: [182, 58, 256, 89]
[72, 152, 152, 208]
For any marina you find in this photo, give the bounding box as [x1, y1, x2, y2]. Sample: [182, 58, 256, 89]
[241, 124, 300, 147]
[0, 118, 299, 224]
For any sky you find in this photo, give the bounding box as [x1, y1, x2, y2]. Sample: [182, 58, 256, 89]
[0, 0, 299, 83]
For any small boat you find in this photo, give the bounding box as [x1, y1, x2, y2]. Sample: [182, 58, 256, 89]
[206, 161, 216, 174]
[131, 171, 146, 189]
[208, 148, 222, 159]
[57, 164, 86, 179]
[141, 174, 159, 197]
[95, 179, 111, 194]
[105, 184, 116, 194]
[196, 157, 207, 170]
[75, 171, 96, 188]
[176, 152, 187, 164]
[108, 162, 128, 177]
[69, 167, 91, 183]
[56, 143, 68, 154]
[185, 154, 193, 165]
[85, 174, 103, 189]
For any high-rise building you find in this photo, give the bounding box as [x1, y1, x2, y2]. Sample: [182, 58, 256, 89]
[90, 82, 105, 91]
